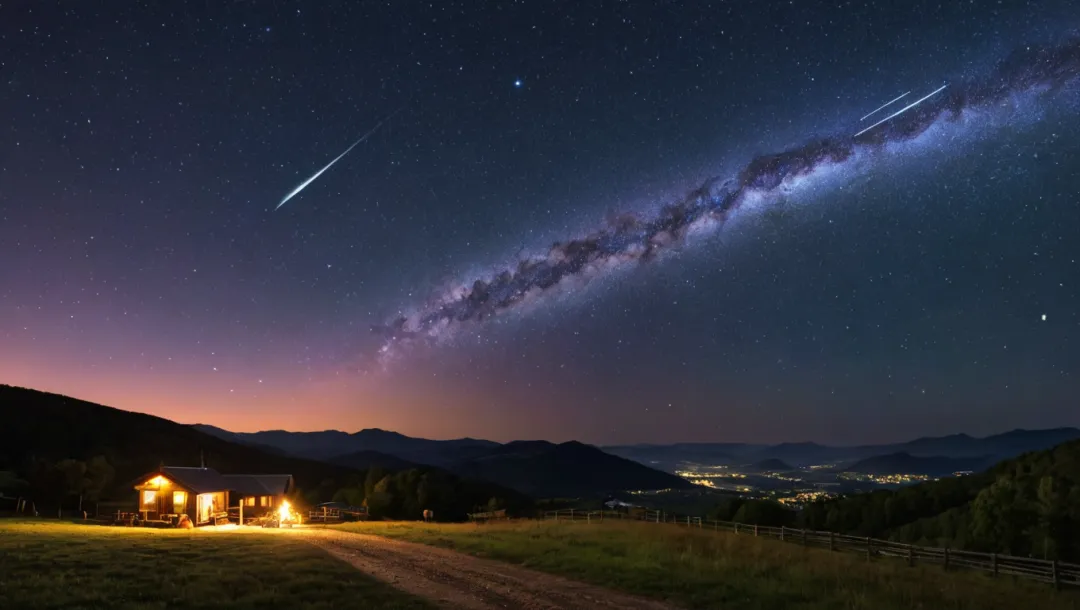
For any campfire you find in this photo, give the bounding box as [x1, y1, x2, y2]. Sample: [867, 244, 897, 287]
[275, 499, 301, 527]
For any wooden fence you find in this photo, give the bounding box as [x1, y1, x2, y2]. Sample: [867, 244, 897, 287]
[542, 508, 1080, 589]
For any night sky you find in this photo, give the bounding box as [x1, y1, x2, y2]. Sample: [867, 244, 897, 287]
[3, 1, 1079, 445]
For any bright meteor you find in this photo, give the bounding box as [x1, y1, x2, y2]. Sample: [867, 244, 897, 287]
[854, 84, 948, 137]
[860, 91, 910, 121]
[276, 113, 396, 211]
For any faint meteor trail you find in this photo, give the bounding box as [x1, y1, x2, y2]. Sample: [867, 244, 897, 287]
[276, 112, 398, 210]
[860, 91, 910, 121]
[854, 84, 948, 137]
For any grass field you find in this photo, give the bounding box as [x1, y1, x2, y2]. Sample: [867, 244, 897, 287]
[0, 519, 433, 609]
[331, 519, 1080, 610]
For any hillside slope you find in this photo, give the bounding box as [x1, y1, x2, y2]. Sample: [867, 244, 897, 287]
[450, 440, 697, 498]
[800, 439, 1080, 560]
[0, 385, 363, 500]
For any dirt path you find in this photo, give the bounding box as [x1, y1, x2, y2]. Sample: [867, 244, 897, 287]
[293, 528, 680, 610]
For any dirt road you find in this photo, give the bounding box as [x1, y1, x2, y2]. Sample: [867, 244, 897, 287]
[294, 528, 680, 610]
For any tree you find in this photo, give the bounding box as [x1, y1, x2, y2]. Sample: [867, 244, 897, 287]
[365, 475, 395, 519]
[84, 456, 115, 508]
[54, 459, 89, 512]
[731, 500, 794, 527]
[971, 476, 1032, 554]
[332, 486, 364, 507]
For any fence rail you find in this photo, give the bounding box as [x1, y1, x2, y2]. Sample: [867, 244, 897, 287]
[542, 509, 1080, 589]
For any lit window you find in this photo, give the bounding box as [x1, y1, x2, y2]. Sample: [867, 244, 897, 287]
[142, 491, 156, 506]
[245, 497, 255, 507]
[173, 491, 187, 510]
[260, 496, 269, 507]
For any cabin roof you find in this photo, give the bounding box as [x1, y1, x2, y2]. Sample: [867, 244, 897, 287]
[134, 467, 294, 495]
[223, 474, 293, 497]
[158, 466, 231, 493]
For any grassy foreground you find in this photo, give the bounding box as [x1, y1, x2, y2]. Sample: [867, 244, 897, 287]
[332, 519, 1080, 610]
[0, 519, 433, 610]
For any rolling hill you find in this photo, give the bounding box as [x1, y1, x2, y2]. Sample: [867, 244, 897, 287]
[193, 424, 500, 467]
[329, 450, 419, 472]
[748, 458, 795, 472]
[840, 452, 993, 477]
[448, 440, 697, 498]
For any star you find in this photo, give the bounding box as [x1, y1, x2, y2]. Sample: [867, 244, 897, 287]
[513, 79, 523, 88]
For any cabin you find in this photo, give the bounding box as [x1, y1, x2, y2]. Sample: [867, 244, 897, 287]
[133, 466, 294, 526]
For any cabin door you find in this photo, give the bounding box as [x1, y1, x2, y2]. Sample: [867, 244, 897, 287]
[197, 494, 213, 524]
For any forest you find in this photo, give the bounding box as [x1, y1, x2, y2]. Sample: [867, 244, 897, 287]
[798, 439, 1080, 560]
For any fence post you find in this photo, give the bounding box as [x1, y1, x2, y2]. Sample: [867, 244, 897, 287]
[865, 537, 871, 561]
[780, 526, 785, 542]
[734, 523, 738, 535]
[907, 545, 914, 567]
[600, 510, 604, 523]
[802, 528, 807, 546]
[943, 547, 949, 571]
[1052, 560, 1059, 590]
[991, 553, 997, 576]
[828, 532, 834, 551]
[754, 524, 758, 537]
[570, 509, 574, 521]
[587, 512, 591, 524]
[686, 515, 690, 527]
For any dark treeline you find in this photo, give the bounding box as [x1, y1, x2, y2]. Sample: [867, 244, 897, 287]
[312, 466, 531, 521]
[798, 440, 1080, 561]
[711, 497, 796, 527]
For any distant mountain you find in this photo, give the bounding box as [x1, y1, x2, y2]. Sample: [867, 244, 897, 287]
[749, 458, 795, 472]
[605, 428, 1080, 469]
[329, 449, 419, 472]
[202, 426, 500, 467]
[601, 443, 746, 471]
[450, 440, 697, 498]
[196, 426, 691, 498]
[841, 452, 994, 477]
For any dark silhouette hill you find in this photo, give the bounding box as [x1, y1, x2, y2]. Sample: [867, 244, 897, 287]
[449, 440, 697, 498]
[841, 452, 993, 477]
[0, 385, 365, 500]
[749, 458, 795, 472]
[200, 426, 694, 498]
[329, 449, 419, 472]
[193, 424, 500, 467]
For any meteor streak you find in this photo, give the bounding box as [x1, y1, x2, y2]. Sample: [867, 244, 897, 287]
[276, 112, 397, 210]
[854, 84, 948, 137]
[860, 91, 911, 121]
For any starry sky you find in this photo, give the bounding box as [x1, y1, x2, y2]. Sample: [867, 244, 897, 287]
[2, 1, 1079, 445]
